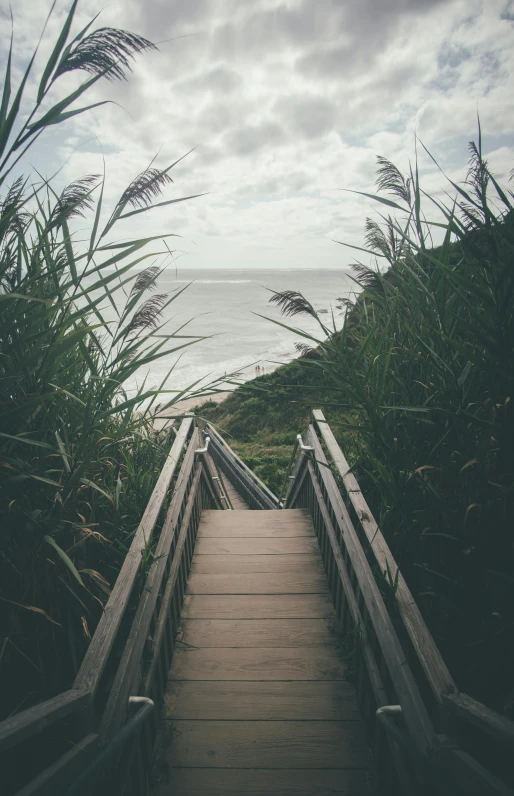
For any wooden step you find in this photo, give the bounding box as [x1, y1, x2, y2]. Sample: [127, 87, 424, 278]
[165, 680, 361, 721]
[156, 507, 373, 795]
[154, 768, 373, 796]
[177, 618, 339, 647]
[169, 646, 346, 681]
[186, 571, 329, 594]
[163, 720, 371, 769]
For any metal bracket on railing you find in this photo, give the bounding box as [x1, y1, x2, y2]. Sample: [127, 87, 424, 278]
[377, 704, 403, 721]
[297, 433, 314, 452]
[195, 435, 210, 455]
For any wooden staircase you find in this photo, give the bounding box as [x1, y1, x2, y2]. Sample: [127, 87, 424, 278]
[154, 509, 373, 795]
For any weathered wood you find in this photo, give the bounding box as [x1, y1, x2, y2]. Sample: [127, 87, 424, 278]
[169, 646, 347, 681]
[165, 680, 361, 720]
[73, 417, 194, 696]
[154, 768, 374, 796]
[177, 618, 339, 647]
[312, 409, 456, 704]
[14, 734, 98, 796]
[305, 459, 388, 711]
[0, 690, 90, 752]
[141, 462, 204, 698]
[223, 476, 248, 510]
[164, 720, 371, 769]
[191, 553, 322, 574]
[203, 453, 229, 509]
[197, 514, 313, 537]
[187, 571, 329, 594]
[306, 426, 434, 754]
[206, 424, 279, 506]
[181, 593, 335, 620]
[194, 536, 318, 555]
[442, 693, 514, 749]
[99, 429, 200, 742]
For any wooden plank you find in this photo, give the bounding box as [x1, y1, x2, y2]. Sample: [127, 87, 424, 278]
[198, 523, 313, 538]
[307, 428, 434, 753]
[191, 554, 322, 574]
[0, 690, 90, 752]
[223, 479, 248, 510]
[15, 733, 98, 796]
[99, 435, 201, 743]
[73, 417, 194, 697]
[164, 720, 371, 769]
[194, 537, 319, 555]
[206, 424, 280, 505]
[201, 509, 309, 520]
[181, 594, 335, 620]
[187, 571, 329, 594]
[305, 460, 388, 710]
[198, 517, 313, 537]
[312, 409, 456, 702]
[203, 453, 228, 510]
[154, 768, 373, 795]
[164, 680, 361, 721]
[168, 646, 346, 681]
[177, 618, 339, 647]
[442, 693, 514, 749]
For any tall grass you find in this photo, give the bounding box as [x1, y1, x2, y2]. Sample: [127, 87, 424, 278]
[272, 133, 514, 715]
[0, 2, 205, 717]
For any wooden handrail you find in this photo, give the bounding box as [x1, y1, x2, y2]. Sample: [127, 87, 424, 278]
[442, 693, 514, 749]
[206, 423, 280, 506]
[73, 417, 194, 698]
[312, 409, 456, 705]
[305, 425, 435, 754]
[98, 426, 200, 742]
[0, 690, 90, 753]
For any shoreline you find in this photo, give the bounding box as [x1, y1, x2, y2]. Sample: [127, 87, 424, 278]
[152, 361, 280, 430]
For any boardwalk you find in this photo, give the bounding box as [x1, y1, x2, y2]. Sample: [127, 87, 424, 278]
[155, 508, 373, 795]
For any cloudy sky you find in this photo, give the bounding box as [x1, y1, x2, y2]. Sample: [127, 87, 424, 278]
[4, 0, 514, 269]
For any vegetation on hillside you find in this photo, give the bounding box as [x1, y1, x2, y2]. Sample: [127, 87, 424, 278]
[0, 4, 204, 718]
[203, 139, 514, 716]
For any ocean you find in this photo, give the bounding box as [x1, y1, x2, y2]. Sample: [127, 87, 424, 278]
[108, 268, 357, 397]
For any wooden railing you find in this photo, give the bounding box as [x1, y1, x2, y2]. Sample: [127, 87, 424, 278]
[205, 423, 280, 509]
[0, 416, 225, 796]
[285, 409, 514, 796]
[2, 411, 513, 796]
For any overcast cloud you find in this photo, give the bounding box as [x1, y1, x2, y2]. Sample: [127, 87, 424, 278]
[3, 0, 514, 269]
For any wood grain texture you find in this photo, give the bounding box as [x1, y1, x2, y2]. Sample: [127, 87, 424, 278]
[163, 720, 371, 769]
[73, 417, 193, 696]
[191, 554, 322, 574]
[187, 571, 329, 594]
[181, 593, 335, 620]
[223, 478, 249, 510]
[157, 504, 373, 794]
[165, 680, 361, 720]
[154, 768, 373, 795]
[177, 618, 339, 648]
[312, 409, 456, 702]
[169, 647, 346, 681]
[194, 537, 319, 555]
[198, 509, 312, 537]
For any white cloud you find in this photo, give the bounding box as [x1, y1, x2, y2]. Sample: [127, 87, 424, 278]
[2, 0, 514, 269]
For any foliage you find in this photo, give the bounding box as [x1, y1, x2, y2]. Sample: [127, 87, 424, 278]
[0, 2, 203, 717]
[199, 358, 353, 496]
[266, 132, 514, 715]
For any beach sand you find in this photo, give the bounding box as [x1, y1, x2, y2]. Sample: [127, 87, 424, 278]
[153, 391, 232, 431]
[152, 362, 279, 431]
